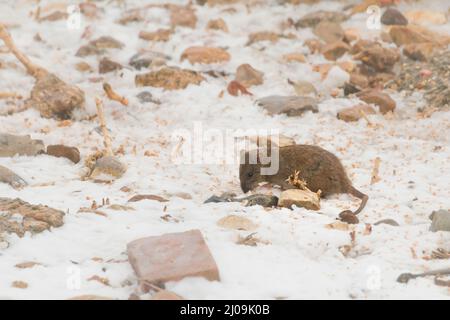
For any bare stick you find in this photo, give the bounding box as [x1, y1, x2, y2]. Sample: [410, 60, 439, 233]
[397, 268, 450, 284]
[103, 83, 128, 106]
[0, 92, 22, 99]
[359, 109, 373, 126]
[0, 23, 45, 78]
[95, 98, 113, 157]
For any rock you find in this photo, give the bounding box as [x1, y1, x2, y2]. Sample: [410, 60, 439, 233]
[46, 145, 80, 164]
[227, 81, 252, 96]
[151, 290, 184, 300]
[351, 39, 378, 55]
[374, 219, 399, 226]
[296, 10, 348, 28]
[282, 53, 306, 63]
[170, 5, 197, 28]
[430, 210, 450, 232]
[343, 82, 360, 96]
[75, 61, 93, 73]
[25, 71, 85, 120]
[23, 218, 50, 233]
[337, 104, 376, 122]
[98, 57, 122, 74]
[357, 90, 396, 114]
[403, 43, 435, 61]
[257, 95, 318, 117]
[136, 91, 159, 104]
[242, 194, 279, 207]
[235, 64, 264, 87]
[304, 39, 323, 54]
[135, 67, 204, 90]
[217, 215, 258, 231]
[405, 10, 447, 25]
[90, 156, 127, 180]
[337, 61, 355, 74]
[349, 73, 369, 89]
[128, 194, 169, 203]
[181, 46, 230, 64]
[75, 45, 103, 57]
[0, 134, 45, 157]
[325, 221, 350, 231]
[247, 31, 279, 45]
[129, 52, 168, 70]
[127, 229, 220, 290]
[313, 21, 344, 44]
[204, 192, 236, 204]
[338, 211, 359, 224]
[79, 2, 99, 18]
[321, 41, 350, 61]
[381, 8, 408, 26]
[288, 80, 317, 96]
[389, 25, 450, 47]
[204, 193, 277, 208]
[206, 18, 228, 32]
[40, 11, 68, 22]
[68, 295, 113, 300]
[343, 28, 360, 43]
[354, 44, 399, 72]
[380, 31, 393, 43]
[12, 281, 28, 289]
[0, 197, 64, 239]
[76, 36, 124, 57]
[139, 29, 172, 42]
[90, 36, 124, 49]
[278, 189, 320, 210]
[0, 165, 27, 189]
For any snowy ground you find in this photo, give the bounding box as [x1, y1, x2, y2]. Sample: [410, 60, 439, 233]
[0, 0, 449, 299]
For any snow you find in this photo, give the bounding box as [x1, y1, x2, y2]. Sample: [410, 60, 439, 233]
[0, 0, 449, 299]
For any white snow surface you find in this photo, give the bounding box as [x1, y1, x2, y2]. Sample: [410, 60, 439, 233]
[0, 0, 449, 299]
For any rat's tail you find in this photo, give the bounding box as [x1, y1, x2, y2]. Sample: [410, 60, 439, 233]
[349, 186, 368, 215]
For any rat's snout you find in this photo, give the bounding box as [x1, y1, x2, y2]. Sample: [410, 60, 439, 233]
[241, 181, 250, 193]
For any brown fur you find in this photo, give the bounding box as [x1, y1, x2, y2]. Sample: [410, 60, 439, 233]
[239, 145, 368, 214]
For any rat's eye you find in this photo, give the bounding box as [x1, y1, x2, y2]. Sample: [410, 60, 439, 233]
[247, 172, 253, 178]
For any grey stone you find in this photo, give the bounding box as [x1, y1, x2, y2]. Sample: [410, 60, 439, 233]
[136, 91, 160, 104]
[0, 165, 27, 189]
[296, 10, 348, 28]
[430, 210, 450, 232]
[129, 52, 169, 70]
[0, 134, 45, 157]
[381, 8, 408, 26]
[257, 95, 318, 117]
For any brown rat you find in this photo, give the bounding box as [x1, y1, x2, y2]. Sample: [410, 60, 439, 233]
[239, 144, 368, 214]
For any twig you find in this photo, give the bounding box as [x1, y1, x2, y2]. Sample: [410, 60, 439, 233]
[0, 23, 46, 78]
[0, 92, 22, 99]
[397, 268, 450, 284]
[431, 248, 450, 260]
[103, 83, 128, 106]
[359, 109, 373, 126]
[95, 98, 113, 156]
[370, 157, 381, 185]
[286, 170, 322, 196]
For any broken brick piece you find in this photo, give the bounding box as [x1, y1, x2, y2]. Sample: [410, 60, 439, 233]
[127, 229, 220, 291]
